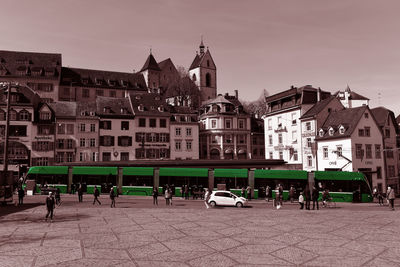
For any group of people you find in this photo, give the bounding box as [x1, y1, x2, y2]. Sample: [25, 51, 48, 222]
[241, 186, 252, 200]
[298, 187, 328, 210]
[373, 186, 396, 210]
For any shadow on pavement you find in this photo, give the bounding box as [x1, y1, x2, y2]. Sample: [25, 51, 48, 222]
[0, 203, 42, 218]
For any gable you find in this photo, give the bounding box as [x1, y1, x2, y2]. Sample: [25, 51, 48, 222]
[199, 50, 216, 70]
[39, 104, 51, 113]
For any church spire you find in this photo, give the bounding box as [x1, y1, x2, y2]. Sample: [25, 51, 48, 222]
[199, 35, 205, 55]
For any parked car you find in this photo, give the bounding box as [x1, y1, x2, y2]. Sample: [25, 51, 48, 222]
[208, 191, 247, 208]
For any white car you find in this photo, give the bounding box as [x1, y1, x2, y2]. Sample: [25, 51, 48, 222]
[208, 191, 247, 208]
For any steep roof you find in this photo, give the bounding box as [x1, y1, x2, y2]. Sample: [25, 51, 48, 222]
[265, 85, 330, 104]
[334, 87, 369, 100]
[300, 96, 338, 119]
[189, 54, 201, 70]
[316, 106, 368, 140]
[96, 96, 133, 117]
[76, 101, 97, 117]
[202, 94, 233, 106]
[140, 54, 161, 72]
[158, 58, 175, 71]
[371, 107, 399, 134]
[48, 101, 77, 118]
[128, 92, 170, 117]
[0, 50, 61, 79]
[60, 67, 147, 91]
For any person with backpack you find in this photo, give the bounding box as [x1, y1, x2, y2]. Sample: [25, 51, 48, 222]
[109, 187, 116, 208]
[93, 186, 101, 205]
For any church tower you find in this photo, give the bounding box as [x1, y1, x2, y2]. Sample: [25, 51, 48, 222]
[189, 39, 217, 101]
[140, 51, 161, 93]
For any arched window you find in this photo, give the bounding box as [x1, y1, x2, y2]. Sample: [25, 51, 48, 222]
[19, 110, 30, 121]
[207, 60, 210, 67]
[9, 109, 17, 121]
[206, 73, 211, 87]
[0, 109, 5, 121]
[192, 73, 197, 81]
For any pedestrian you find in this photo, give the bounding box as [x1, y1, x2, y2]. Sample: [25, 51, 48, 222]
[45, 192, 55, 222]
[299, 192, 304, 209]
[185, 185, 189, 200]
[165, 186, 170, 205]
[93, 186, 101, 205]
[152, 186, 158, 205]
[55, 188, 61, 206]
[169, 187, 173, 205]
[312, 186, 319, 210]
[265, 185, 271, 202]
[377, 189, 384, 205]
[241, 187, 245, 198]
[387, 186, 395, 210]
[305, 185, 311, 210]
[18, 187, 25, 205]
[278, 184, 283, 205]
[289, 185, 296, 203]
[77, 184, 83, 202]
[274, 185, 281, 209]
[204, 188, 210, 209]
[71, 183, 75, 195]
[246, 185, 251, 201]
[110, 187, 116, 208]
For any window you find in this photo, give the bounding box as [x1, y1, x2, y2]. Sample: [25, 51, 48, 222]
[388, 165, 396, 177]
[268, 135, 273, 146]
[103, 152, 111, 161]
[211, 135, 219, 144]
[385, 129, 390, 138]
[186, 128, 192, 136]
[90, 138, 96, 147]
[211, 119, 217, 128]
[279, 151, 283, 160]
[67, 124, 74, 134]
[63, 87, 70, 96]
[336, 146, 343, 158]
[101, 136, 114, 146]
[175, 141, 181, 151]
[329, 128, 334, 136]
[56, 153, 63, 163]
[90, 124, 95, 132]
[186, 141, 192, 151]
[58, 124, 65, 134]
[307, 138, 312, 148]
[206, 73, 211, 87]
[358, 129, 364, 136]
[225, 134, 232, 143]
[366, 144, 372, 159]
[66, 139, 73, 149]
[149, 119, 156, 128]
[92, 152, 97, 161]
[225, 119, 232, 129]
[9, 110, 17, 121]
[365, 127, 370, 137]
[38, 125, 52, 135]
[82, 89, 89, 98]
[306, 122, 311, 131]
[159, 133, 169, 143]
[19, 110, 30, 121]
[121, 121, 129, 130]
[57, 139, 64, 149]
[269, 152, 273, 159]
[375, 145, 381, 159]
[160, 119, 166, 128]
[79, 123, 86, 132]
[100, 121, 111, 130]
[339, 127, 345, 134]
[278, 134, 282, 144]
[291, 113, 296, 125]
[323, 147, 328, 159]
[80, 152, 84, 162]
[267, 119, 272, 130]
[238, 119, 245, 129]
[118, 136, 132, 147]
[377, 167, 382, 179]
[96, 90, 104, 96]
[192, 73, 196, 81]
[319, 129, 324, 137]
[176, 128, 181, 136]
[121, 152, 129, 161]
[291, 131, 297, 143]
[66, 152, 73, 162]
[386, 147, 394, 158]
[80, 138, 86, 147]
[238, 134, 246, 144]
[293, 150, 298, 161]
[39, 111, 51, 120]
[277, 117, 282, 127]
[308, 156, 313, 167]
[355, 144, 363, 159]
[109, 91, 116, 97]
[139, 118, 146, 127]
[364, 113, 369, 118]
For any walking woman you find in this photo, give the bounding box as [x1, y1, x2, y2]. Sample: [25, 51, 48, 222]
[109, 187, 116, 208]
[165, 186, 170, 205]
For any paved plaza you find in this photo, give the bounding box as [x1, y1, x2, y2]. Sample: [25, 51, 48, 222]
[0, 195, 399, 267]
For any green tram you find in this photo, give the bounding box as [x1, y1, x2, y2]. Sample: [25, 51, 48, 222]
[26, 166, 373, 202]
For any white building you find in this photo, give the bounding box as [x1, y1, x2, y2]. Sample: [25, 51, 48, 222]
[334, 86, 369, 108]
[263, 85, 331, 169]
[316, 106, 385, 191]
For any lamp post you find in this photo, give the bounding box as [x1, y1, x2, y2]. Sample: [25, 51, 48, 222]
[2, 82, 11, 204]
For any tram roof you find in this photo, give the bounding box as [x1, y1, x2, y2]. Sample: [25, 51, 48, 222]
[56, 159, 285, 169]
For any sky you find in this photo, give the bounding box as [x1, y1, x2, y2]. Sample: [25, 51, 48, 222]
[1, 0, 400, 115]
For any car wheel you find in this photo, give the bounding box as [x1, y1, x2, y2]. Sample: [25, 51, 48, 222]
[236, 202, 243, 208]
[209, 201, 216, 208]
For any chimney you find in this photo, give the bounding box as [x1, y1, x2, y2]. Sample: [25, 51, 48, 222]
[234, 90, 238, 99]
[317, 87, 321, 102]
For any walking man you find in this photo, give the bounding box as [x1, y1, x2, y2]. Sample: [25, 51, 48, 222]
[55, 188, 61, 206]
[109, 187, 116, 208]
[45, 192, 55, 222]
[18, 187, 25, 205]
[265, 185, 271, 202]
[289, 186, 296, 203]
[93, 186, 101, 205]
[305, 185, 311, 210]
[153, 187, 158, 205]
[387, 186, 395, 210]
[312, 186, 319, 210]
[77, 184, 83, 202]
[246, 185, 252, 201]
[204, 188, 210, 209]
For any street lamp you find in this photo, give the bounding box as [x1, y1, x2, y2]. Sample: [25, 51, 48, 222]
[1, 82, 11, 204]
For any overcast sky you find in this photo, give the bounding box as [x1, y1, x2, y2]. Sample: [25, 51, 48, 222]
[1, 0, 399, 115]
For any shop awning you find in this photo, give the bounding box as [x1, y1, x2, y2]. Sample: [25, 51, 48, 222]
[214, 168, 248, 178]
[254, 170, 308, 180]
[159, 168, 209, 177]
[123, 167, 153, 176]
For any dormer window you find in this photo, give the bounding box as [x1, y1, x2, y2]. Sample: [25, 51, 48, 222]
[319, 129, 324, 137]
[82, 78, 89, 84]
[138, 104, 144, 112]
[108, 79, 116, 86]
[103, 107, 112, 113]
[95, 78, 103, 85]
[135, 95, 141, 100]
[90, 111, 95, 116]
[44, 68, 54, 77]
[328, 127, 334, 136]
[158, 106, 164, 112]
[121, 108, 128, 114]
[339, 126, 345, 134]
[155, 96, 161, 101]
[39, 111, 51, 120]
[121, 80, 128, 87]
[150, 106, 155, 110]
[80, 111, 86, 116]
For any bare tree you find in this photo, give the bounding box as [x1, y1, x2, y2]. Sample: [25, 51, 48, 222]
[164, 65, 201, 108]
[242, 89, 269, 118]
